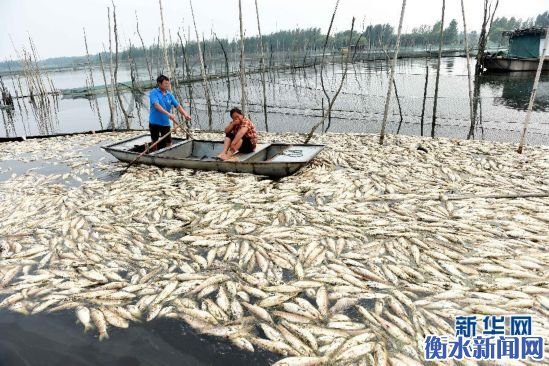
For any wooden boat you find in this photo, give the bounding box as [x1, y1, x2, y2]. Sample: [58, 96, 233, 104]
[484, 56, 549, 72]
[485, 27, 548, 72]
[102, 134, 325, 178]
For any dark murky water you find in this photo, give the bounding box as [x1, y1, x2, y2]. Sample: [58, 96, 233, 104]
[0, 310, 276, 366]
[1, 57, 548, 145]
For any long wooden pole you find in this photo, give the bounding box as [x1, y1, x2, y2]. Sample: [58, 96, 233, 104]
[189, 0, 213, 130]
[158, 0, 171, 77]
[319, 0, 340, 134]
[431, 0, 445, 138]
[303, 17, 355, 144]
[420, 63, 429, 136]
[112, 1, 130, 129]
[98, 50, 114, 129]
[460, 0, 474, 130]
[83, 28, 103, 130]
[136, 12, 153, 81]
[238, 0, 248, 116]
[107, 7, 118, 130]
[517, 29, 548, 154]
[379, 0, 407, 145]
[255, 0, 268, 132]
[123, 120, 188, 173]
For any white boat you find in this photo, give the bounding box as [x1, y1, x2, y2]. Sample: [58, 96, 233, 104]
[102, 134, 325, 178]
[485, 27, 548, 72]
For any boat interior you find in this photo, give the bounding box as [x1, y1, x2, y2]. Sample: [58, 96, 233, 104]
[109, 135, 323, 163]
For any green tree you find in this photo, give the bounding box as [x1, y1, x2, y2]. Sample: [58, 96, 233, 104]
[444, 19, 459, 45]
[535, 11, 549, 27]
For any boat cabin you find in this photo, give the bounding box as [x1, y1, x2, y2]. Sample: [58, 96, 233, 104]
[502, 27, 547, 59]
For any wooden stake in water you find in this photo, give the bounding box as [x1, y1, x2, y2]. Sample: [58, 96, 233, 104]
[112, 1, 130, 129]
[420, 63, 429, 136]
[136, 12, 153, 81]
[158, 0, 171, 77]
[238, 0, 248, 116]
[255, 0, 269, 132]
[431, 0, 445, 139]
[379, 0, 407, 145]
[517, 28, 548, 154]
[460, 0, 474, 129]
[189, 0, 213, 130]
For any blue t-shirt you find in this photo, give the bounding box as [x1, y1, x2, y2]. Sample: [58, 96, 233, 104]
[149, 88, 180, 126]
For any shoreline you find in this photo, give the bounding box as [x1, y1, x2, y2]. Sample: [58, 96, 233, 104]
[1, 128, 548, 148]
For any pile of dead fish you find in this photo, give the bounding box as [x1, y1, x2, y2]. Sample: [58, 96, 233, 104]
[1, 130, 548, 366]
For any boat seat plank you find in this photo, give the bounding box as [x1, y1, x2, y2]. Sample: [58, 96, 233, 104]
[233, 143, 270, 161]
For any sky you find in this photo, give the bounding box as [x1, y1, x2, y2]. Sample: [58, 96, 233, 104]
[0, 0, 547, 60]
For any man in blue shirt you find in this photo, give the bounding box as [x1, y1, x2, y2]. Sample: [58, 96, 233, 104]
[149, 75, 191, 150]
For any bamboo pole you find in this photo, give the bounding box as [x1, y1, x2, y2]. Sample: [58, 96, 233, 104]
[420, 63, 429, 136]
[379, 0, 407, 145]
[83, 28, 104, 130]
[460, 0, 474, 130]
[470, 0, 499, 139]
[214, 33, 231, 111]
[238, 0, 248, 116]
[112, 1, 130, 129]
[189, 0, 213, 130]
[430, 0, 445, 138]
[136, 11, 153, 81]
[319, 0, 340, 134]
[255, 0, 268, 132]
[517, 28, 548, 154]
[99, 50, 115, 131]
[381, 46, 404, 135]
[177, 30, 194, 124]
[107, 7, 118, 129]
[158, 0, 171, 78]
[303, 17, 355, 144]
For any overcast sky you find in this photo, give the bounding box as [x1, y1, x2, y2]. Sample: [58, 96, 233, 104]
[1, 0, 547, 60]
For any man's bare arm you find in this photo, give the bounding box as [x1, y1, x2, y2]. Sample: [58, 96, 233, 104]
[176, 105, 191, 120]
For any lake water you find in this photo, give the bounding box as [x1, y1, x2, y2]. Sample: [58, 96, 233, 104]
[1, 56, 548, 145]
[1, 56, 548, 366]
[0, 310, 276, 366]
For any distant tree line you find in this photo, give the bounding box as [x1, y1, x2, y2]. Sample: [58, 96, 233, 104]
[1, 10, 547, 73]
[488, 11, 549, 45]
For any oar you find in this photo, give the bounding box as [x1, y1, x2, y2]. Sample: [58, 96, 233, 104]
[122, 120, 189, 173]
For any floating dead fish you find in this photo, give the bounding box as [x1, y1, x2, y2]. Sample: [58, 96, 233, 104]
[0, 131, 548, 365]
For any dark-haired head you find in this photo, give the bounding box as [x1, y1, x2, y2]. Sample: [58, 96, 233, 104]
[230, 107, 242, 119]
[157, 75, 170, 84]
